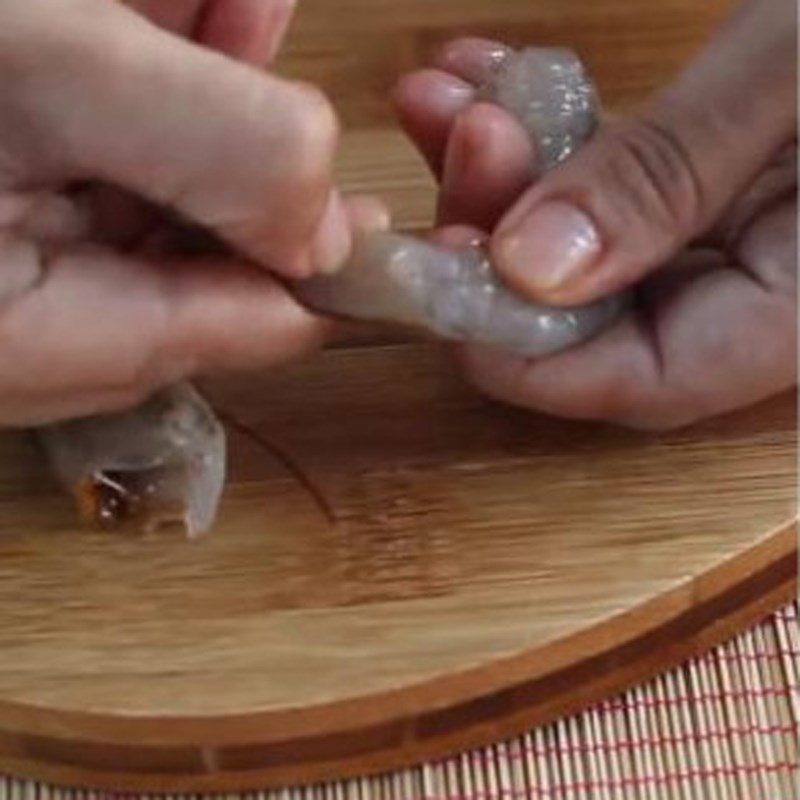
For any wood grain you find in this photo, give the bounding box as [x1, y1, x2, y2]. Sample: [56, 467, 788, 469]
[0, 346, 795, 790]
[1, 0, 794, 792]
[279, 0, 733, 127]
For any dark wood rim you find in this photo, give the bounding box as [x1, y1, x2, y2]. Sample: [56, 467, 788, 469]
[0, 521, 796, 793]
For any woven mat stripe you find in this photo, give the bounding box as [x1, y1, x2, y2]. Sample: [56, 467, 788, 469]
[2, 601, 799, 800]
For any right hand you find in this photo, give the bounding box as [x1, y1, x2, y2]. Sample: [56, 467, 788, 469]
[0, 0, 381, 426]
[394, 0, 797, 429]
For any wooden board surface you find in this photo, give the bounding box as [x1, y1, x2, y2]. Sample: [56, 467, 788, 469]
[278, 0, 732, 127]
[2, 0, 797, 793]
[0, 352, 795, 791]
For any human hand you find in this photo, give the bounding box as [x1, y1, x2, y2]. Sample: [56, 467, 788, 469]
[394, 0, 797, 429]
[0, 0, 382, 426]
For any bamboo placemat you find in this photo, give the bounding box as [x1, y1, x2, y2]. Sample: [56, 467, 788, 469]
[2, 600, 797, 800]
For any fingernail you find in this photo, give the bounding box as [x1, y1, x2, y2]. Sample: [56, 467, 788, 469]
[438, 78, 475, 109]
[311, 191, 352, 274]
[494, 201, 601, 293]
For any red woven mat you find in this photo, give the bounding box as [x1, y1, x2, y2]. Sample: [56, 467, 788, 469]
[2, 602, 798, 800]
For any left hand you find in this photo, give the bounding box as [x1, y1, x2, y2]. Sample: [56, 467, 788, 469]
[0, 0, 386, 426]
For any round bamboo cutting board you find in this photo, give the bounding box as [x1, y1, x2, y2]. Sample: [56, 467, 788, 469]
[0, 343, 795, 793]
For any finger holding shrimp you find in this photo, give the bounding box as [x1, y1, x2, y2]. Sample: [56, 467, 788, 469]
[395, 38, 537, 228]
[0, 0, 390, 425]
[394, 38, 515, 176]
[0, 0, 350, 279]
[393, 1, 797, 430]
[74, 0, 301, 248]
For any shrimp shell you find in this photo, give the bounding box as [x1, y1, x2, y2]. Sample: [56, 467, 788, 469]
[38, 383, 226, 538]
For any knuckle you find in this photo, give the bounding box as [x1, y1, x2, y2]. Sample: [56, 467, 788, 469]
[602, 118, 704, 237]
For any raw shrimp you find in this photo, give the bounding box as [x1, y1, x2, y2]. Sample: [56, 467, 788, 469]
[38, 383, 226, 538]
[294, 47, 627, 358]
[39, 47, 622, 539]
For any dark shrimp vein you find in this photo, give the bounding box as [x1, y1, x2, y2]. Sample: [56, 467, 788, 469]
[212, 407, 336, 527]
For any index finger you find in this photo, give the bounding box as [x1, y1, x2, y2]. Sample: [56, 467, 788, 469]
[9, 0, 339, 278]
[392, 38, 511, 177]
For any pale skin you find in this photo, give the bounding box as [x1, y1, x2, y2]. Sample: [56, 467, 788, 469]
[0, 0, 796, 431]
[0, 0, 386, 426]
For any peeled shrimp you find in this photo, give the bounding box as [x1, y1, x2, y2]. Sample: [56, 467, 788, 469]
[294, 47, 626, 358]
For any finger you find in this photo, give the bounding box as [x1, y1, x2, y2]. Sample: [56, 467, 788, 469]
[77, 1, 297, 252]
[0, 241, 328, 426]
[195, 0, 298, 66]
[393, 69, 474, 177]
[392, 37, 513, 177]
[308, 192, 392, 274]
[136, 192, 391, 260]
[433, 37, 512, 85]
[342, 195, 392, 234]
[427, 225, 487, 249]
[438, 103, 534, 228]
[11, 1, 342, 278]
[462, 221, 797, 430]
[491, 0, 797, 306]
[460, 314, 661, 424]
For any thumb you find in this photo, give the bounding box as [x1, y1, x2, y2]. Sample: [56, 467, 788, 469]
[3, 0, 342, 278]
[490, 0, 797, 305]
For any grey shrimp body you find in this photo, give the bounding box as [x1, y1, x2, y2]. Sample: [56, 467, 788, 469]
[294, 48, 626, 358]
